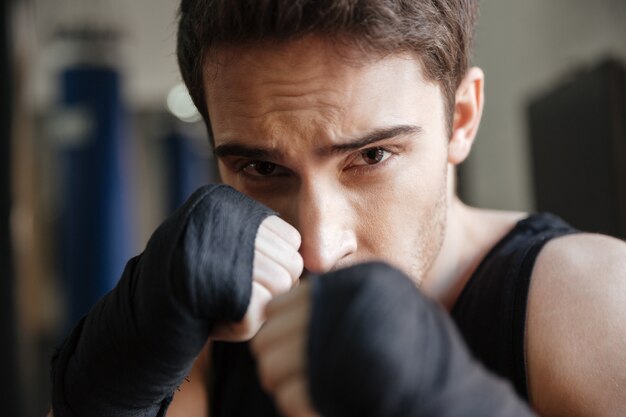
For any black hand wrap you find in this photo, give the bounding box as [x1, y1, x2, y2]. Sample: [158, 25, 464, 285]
[308, 262, 536, 417]
[51, 185, 275, 417]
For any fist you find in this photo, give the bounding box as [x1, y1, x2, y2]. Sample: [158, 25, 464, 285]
[211, 215, 303, 341]
[250, 281, 320, 417]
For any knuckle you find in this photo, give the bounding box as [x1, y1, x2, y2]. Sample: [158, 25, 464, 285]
[260, 215, 278, 230]
[285, 226, 301, 249]
[291, 250, 304, 277]
[270, 216, 301, 249]
[274, 216, 299, 241]
[263, 266, 292, 295]
[276, 267, 293, 292]
[252, 250, 271, 279]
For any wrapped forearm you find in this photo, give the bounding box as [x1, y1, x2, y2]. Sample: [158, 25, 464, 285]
[308, 262, 536, 417]
[51, 185, 275, 417]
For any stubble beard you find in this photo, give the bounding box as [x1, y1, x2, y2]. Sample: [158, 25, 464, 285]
[409, 171, 448, 287]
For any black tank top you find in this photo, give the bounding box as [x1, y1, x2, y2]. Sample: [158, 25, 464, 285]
[451, 213, 578, 400]
[209, 213, 578, 416]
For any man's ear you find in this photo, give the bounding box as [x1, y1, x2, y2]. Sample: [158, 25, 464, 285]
[448, 67, 484, 165]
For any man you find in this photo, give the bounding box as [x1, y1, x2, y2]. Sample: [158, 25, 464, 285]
[50, 1, 626, 416]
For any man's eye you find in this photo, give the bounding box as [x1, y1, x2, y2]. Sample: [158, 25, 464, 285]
[356, 147, 392, 166]
[242, 161, 282, 177]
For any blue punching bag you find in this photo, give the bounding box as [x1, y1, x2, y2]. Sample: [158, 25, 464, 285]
[164, 129, 215, 213]
[58, 65, 135, 327]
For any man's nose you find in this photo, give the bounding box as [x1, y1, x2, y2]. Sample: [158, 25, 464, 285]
[292, 182, 357, 274]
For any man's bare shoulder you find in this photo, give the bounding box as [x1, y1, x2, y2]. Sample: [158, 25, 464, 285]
[534, 232, 626, 277]
[527, 233, 626, 417]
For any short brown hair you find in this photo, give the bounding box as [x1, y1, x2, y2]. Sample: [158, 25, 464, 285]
[177, 0, 479, 138]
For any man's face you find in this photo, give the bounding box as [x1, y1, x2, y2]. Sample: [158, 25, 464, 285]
[205, 37, 450, 283]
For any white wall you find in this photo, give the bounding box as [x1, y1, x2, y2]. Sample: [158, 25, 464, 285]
[466, 0, 626, 211]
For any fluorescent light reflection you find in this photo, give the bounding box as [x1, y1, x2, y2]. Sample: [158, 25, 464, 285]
[166, 83, 201, 123]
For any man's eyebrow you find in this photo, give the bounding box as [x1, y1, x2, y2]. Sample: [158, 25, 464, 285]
[213, 125, 422, 159]
[322, 124, 422, 155]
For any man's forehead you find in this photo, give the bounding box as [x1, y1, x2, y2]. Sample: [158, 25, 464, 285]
[203, 40, 432, 124]
[203, 35, 443, 154]
[203, 35, 424, 87]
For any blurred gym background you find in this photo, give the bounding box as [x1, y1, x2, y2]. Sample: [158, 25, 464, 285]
[1, 0, 625, 416]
